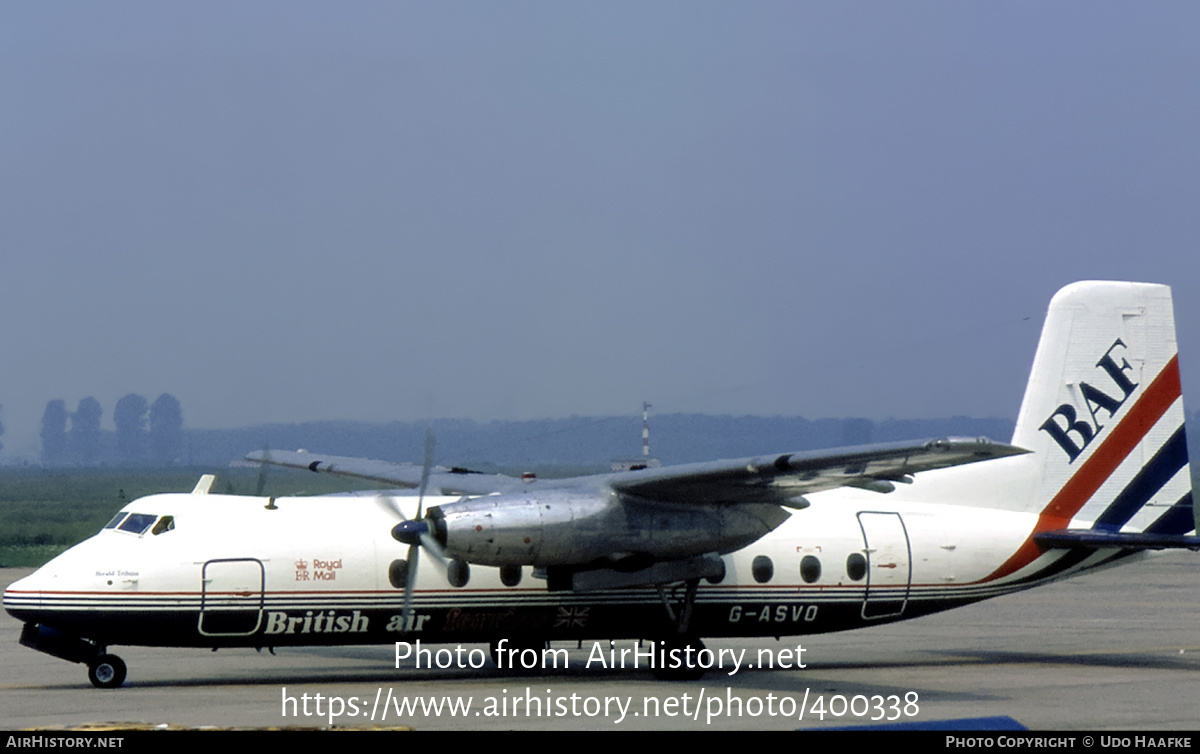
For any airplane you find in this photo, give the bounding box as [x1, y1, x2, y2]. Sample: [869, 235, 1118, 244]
[4, 280, 1195, 689]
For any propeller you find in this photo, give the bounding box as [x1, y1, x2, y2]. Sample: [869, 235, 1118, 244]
[380, 427, 446, 629]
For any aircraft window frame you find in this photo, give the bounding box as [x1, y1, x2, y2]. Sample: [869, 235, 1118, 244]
[116, 513, 158, 536]
[104, 513, 128, 530]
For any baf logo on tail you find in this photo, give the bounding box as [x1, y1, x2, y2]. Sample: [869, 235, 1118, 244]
[1039, 338, 1140, 463]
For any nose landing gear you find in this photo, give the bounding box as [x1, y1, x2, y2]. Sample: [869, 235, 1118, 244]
[87, 654, 127, 689]
[19, 623, 128, 689]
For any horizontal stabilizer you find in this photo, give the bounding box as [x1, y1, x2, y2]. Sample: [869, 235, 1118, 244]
[1034, 529, 1200, 552]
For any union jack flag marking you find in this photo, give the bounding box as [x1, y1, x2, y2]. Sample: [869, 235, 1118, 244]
[554, 606, 589, 628]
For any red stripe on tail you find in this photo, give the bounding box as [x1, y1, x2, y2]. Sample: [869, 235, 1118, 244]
[984, 355, 1181, 582]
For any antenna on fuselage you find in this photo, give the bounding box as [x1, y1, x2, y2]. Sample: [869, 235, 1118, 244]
[191, 474, 216, 495]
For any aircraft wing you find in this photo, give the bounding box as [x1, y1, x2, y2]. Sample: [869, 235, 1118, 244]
[247, 436, 1026, 504]
[243, 449, 527, 496]
[607, 437, 1028, 506]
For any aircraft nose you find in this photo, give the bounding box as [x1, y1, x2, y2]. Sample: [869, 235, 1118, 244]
[3, 571, 42, 620]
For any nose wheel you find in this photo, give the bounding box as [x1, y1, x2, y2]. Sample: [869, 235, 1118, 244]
[87, 654, 127, 689]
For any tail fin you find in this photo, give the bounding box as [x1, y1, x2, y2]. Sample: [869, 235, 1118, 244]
[1011, 281, 1193, 539]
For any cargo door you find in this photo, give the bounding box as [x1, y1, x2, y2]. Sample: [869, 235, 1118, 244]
[857, 512, 911, 620]
[198, 558, 265, 636]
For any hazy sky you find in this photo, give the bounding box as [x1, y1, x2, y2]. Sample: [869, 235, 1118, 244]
[2, 2, 1198, 461]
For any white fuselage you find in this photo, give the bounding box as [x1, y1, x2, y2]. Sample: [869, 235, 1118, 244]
[3, 486, 1110, 650]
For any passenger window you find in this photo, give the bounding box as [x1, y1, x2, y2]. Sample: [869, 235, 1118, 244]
[499, 564, 521, 587]
[448, 558, 471, 588]
[751, 555, 774, 584]
[800, 555, 822, 584]
[705, 558, 727, 585]
[846, 553, 867, 581]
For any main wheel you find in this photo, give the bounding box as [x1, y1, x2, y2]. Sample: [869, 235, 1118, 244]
[87, 654, 127, 689]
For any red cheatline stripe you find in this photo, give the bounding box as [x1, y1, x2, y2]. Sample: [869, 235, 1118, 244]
[984, 355, 1181, 582]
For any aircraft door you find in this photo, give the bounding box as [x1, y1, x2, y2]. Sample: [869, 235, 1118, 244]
[199, 558, 265, 637]
[856, 512, 911, 620]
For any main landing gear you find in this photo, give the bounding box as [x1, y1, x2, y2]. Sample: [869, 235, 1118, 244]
[651, 577, 706, 681]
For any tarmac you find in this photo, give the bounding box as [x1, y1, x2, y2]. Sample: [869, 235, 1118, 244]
[3, 553, 1200, 731]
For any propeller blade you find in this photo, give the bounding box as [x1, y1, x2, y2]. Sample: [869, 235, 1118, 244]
[376, 493, 409, 522]
[401, 542, 420, 628]
[416, 427, 435, 518]
[420, 530, 447, 565]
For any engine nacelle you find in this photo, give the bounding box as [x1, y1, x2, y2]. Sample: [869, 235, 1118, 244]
[426, 490, 790, 568]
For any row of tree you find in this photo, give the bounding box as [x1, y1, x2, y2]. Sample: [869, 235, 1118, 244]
[40, 394, 183, 466]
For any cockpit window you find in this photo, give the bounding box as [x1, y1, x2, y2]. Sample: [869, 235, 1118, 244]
[117, 513, 158, 535]
[103, 512, 175, 537]
[151, 516, 175, 535]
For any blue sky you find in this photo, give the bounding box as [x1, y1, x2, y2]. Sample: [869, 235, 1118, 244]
[2, 2, 1198, 461]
